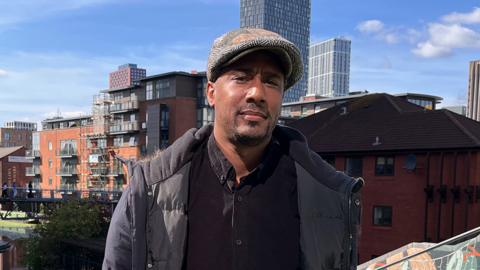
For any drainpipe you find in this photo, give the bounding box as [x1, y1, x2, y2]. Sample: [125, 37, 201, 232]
[437, 152, 445, 242]
[451, 152, 458, 237]
[424, 152, 431, 241]
[465, 151, 472, 232]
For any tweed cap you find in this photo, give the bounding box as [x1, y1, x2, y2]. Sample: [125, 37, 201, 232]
[207, 28, 303, 91]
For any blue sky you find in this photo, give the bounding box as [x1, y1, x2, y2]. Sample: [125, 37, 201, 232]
[0, 0, 479, 129]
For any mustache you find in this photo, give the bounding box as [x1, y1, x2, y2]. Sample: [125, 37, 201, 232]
[235, 104, 270, 119]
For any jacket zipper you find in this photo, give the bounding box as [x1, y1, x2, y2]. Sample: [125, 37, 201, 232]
[345, 178, 356, 270]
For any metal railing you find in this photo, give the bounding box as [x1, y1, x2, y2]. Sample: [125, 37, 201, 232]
[57, 184, 77, 191]
[90, 147, 108, 155]
[110, 100, 139, 113]
[372, 226, 480, 270]
[25, 150, 40, 158]
[89, 165, 108, 176]
[108, 166, 124, 176]
[56, 166, 78, 175]
[109, 121, 139, 133]
[25, 167, 41, 175]
[56, 148, 78, 157]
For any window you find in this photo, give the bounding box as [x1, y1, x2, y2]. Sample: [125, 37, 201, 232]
[301, 106, 307, 116]
[376, 157, 395, 176]
[98, 139, 107, 148]
[130, 113, 135, 123]
[114, 92, 123, 103]
[49, 176, 52, 186]
[69, 121, 75, 127]
[373, 206, 392, 226]
[130, 156, 135, 161]
[49, 141, 52, 150]
[129, 135, 135, 146]
[345, 157, 363, 176]
[19, 134, 22, 141]
[114, 135, 123, 147]
[60, 122, 64, 129]
[156, 79, 170, 99]
[13, 143, 16, 147]
[314, 104, 321, 113]
[29, 135, 32, 140]
[4, 133, 9, 140]
[146, 81, 153, 100]
[49, 159, 52, 168]
[5, 142, 9, 147]
[81, 119, 88, 126]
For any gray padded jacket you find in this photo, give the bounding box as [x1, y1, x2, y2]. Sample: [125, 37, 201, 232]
[103, 124, 363, 270]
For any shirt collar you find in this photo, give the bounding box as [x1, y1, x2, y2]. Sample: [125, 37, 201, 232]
[207, 133, 278, 186]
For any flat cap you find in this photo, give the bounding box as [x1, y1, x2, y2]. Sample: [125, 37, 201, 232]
[207, 28, 303, 91]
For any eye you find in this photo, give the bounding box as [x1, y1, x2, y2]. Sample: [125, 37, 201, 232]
[233, 76, 247, 82]
[266, 80, 279, 86]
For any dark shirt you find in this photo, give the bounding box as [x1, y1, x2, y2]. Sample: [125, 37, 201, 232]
[184, 134, 300, 270]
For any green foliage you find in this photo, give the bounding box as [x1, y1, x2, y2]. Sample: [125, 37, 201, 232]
[19, 199, 111, 270]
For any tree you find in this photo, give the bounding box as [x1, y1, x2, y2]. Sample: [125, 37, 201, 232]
[19, 199, 110, 270]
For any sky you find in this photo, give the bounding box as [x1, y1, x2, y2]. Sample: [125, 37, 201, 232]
[0, 0, 479, 130]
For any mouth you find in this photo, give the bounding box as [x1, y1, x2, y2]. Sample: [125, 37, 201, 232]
[239, 110, 268, 121]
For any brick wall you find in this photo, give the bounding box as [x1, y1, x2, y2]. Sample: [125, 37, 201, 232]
[331, 151, 480, 263]
[0, 128, 33, 149]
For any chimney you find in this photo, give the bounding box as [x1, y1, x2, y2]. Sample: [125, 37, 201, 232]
[191, 70, 198, 74]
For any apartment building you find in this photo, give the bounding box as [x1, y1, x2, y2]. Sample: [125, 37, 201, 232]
[0, 128, 33, 150]
[109, 63, 146, 89]
[28, 70, 213, 198]
[288, 93, 480, 262]
[4, 121, 37, 131]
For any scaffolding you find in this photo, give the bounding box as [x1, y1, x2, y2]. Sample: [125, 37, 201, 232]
[79, 94, 112, 192]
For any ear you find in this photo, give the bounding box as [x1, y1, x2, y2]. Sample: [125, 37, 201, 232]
[206, 81, 215, 107]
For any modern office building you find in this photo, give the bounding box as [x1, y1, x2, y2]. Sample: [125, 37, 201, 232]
[240, 0, 311, 102]
[308, 37, 351, 97]
[467, 60, 480, 121]
[109, 63, 147, 89]
[287, 93, 480, 263]
[4, 121, 37, 131]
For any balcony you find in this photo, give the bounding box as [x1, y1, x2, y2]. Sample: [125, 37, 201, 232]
[56, 166, 78, 176]
[88, 164, 108, 176]
[56, 148, 78, 158]
[26, 167, 41, 176]
[109, 121, 139, 135]
[25, 150, 40, 159]
[108, 166, 124, 176]
[110, 100, 139, 114]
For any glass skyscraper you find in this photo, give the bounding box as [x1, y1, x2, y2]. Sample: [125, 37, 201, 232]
[240, 0, 311, 103]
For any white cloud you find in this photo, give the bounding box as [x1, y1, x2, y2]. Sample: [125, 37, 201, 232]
[356, 20, 385, 33]
[0, 69, 5, 76]
[441, 7, 480, 25]
[380, 57, 392, 69]
[411, 41, 453, 58]
[411, 23, 480, 58]
[384, 33, 400, 44]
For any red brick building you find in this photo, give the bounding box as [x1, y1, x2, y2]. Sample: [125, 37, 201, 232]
[0, 147, 33, 190]
[109, 63, 146, 89]
[288, 94, 480, 263]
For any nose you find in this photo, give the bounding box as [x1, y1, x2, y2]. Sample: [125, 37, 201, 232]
[245, 75, 266, 104]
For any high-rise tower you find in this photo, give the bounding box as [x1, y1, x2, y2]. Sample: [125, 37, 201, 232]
[240, 0, 311, 102]
[308, 37, 351, 97]
[467, 60, 480, 121]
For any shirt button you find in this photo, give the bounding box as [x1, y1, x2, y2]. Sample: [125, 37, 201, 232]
[147, 263, 153, 268]
[236, 240, 242, 246]
[237, 196, 242, 201]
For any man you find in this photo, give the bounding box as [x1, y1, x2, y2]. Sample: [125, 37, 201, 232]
[103, 28, 363, 270]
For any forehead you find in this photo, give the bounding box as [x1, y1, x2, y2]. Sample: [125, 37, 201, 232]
[223, 50, 285, 76]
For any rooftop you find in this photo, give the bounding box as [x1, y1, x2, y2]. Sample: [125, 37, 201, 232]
[133, 71, 206, 82]
[0, 147, 24, 159]
[42, 115, 91, 124]
[287, 93, 480, 154]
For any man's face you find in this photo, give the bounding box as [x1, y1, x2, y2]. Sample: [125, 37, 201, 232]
[207, 50, 285, 147]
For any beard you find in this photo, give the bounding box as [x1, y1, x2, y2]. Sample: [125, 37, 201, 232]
[224, 104, 274, 147]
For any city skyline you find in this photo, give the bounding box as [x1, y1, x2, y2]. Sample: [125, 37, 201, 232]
[0, 0, 479, 129]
